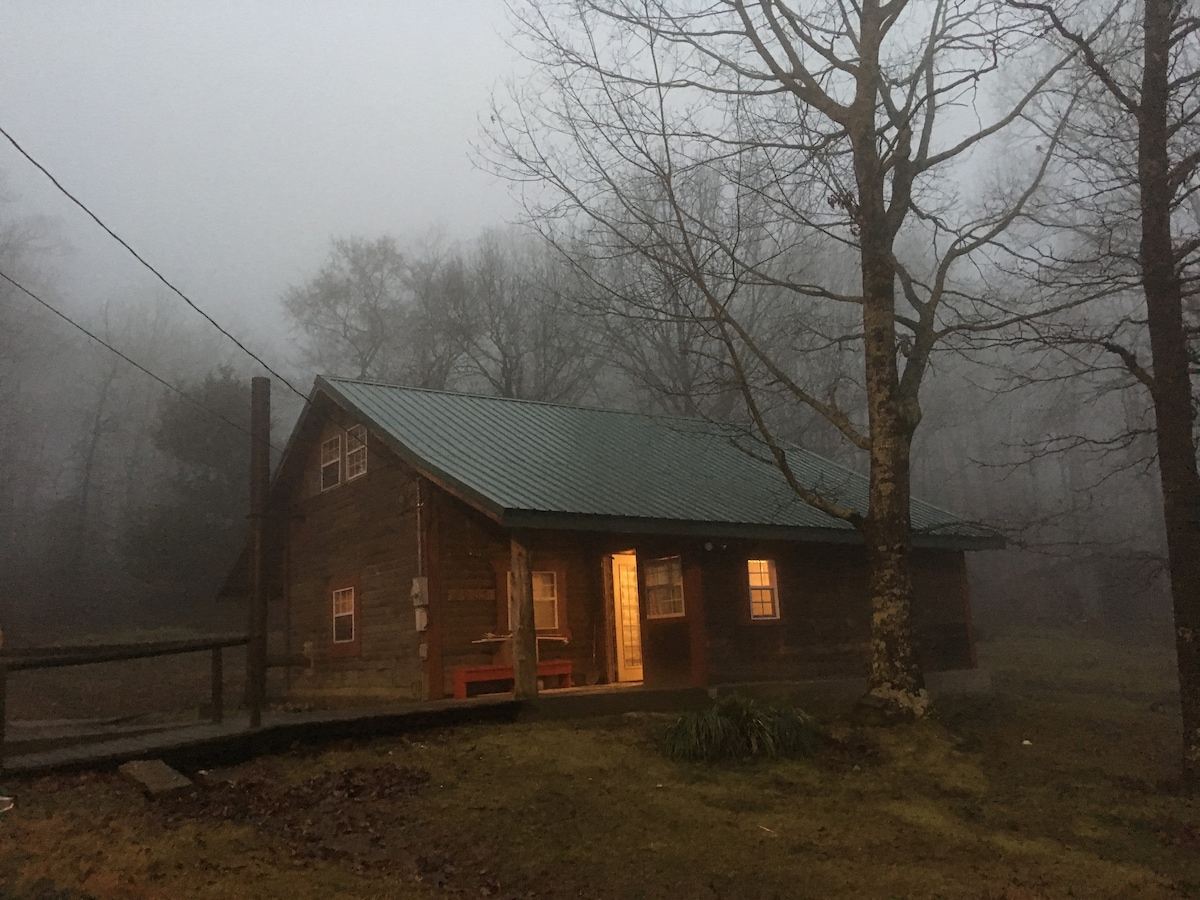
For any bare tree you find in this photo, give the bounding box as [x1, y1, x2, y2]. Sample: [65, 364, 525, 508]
[484, 0, 1071, 715]
[396, 241, 473, 390]
[1005, 0, 1200, 788]
[283, 233, 477, 390]
[282, 235, 409, 380]
[458, 229, 602, 402]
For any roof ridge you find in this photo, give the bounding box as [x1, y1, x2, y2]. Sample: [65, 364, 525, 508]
[319, 375, 746, 428]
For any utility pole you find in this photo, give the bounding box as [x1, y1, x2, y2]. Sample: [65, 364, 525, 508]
[246, 377, 270, 727]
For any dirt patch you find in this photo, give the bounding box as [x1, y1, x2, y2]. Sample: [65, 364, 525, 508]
[0, 881, 96, 900]
[1156, 817, 1200, 853]
[156, 765, 430, 870]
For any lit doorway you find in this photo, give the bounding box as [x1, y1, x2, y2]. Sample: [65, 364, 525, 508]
[611, 551, 643, 682]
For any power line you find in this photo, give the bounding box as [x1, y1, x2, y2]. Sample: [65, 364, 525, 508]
[0, 122, 388, 468]
[0, 122, 309, 404]
[0, 267, 278, 448]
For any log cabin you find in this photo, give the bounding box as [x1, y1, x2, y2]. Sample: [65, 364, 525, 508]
[225, 376, 1001, 705]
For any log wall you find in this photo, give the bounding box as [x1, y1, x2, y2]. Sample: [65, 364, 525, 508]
[283, 418, 423, 704]
[269, 403, 975, 704]
[432, 497, 603, 695]
[700, 540, 974, 685]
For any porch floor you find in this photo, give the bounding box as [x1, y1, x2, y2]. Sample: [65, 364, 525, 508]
[1, 682, 710, 776]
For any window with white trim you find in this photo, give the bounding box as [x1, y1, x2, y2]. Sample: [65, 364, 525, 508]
[320, 435, 341, 491]
[747, 559, 780, 620]
[346, 424, 368, 480]
[507, 570, 560, 631]
[644, 556, 685, 619]
[332, 586, 355, 643]
[532, 571, 558, 631]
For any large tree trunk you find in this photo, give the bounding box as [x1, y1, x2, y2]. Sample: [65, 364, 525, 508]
[1140, 0, 1200, 790]
[859, 245, 928, 716]
[851, 53, 929, 715]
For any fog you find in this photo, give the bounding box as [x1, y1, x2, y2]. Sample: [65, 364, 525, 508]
[0, 1, 1186, 655]
[0, 2, 520, 338]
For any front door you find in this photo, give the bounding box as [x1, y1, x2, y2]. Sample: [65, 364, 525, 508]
[611, 551, 643, 682]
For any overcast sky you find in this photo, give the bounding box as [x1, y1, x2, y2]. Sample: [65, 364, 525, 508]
[0, 2, 522, 345]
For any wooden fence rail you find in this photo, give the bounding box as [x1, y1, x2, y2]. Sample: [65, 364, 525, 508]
[0, 634, 250, 769]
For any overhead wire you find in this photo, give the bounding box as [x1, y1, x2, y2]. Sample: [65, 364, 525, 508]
[0, 267, 281, 449]
[0, 122, 310, 404]
[0, 122, 399, 474]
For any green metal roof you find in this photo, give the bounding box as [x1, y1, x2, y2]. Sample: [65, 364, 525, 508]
[316, 377, 1001, 549]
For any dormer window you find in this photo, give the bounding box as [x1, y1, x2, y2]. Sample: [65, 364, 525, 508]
[321, 435, 341, 491]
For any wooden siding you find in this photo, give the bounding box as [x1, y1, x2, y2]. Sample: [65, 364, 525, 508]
[283, 417, 424, 704]
[911, 549, 976, 671]
[700, 541, 974, 684]
[260, 396, 976, 704]
[432, 496, 605, 694]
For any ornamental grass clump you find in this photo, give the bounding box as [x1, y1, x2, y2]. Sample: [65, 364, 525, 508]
[665, 695, 822, 763]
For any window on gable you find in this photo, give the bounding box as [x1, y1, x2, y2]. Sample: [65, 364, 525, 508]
[332, 586, 355, 643]
[507, 570, 560, 631]
[320, 435, 341, 491]
[748, 559, 780, 620]
[346, 424, 368, 480]
[644, 556, 685, 619]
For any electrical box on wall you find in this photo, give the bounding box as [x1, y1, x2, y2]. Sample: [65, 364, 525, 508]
[411, 576, 429, 607]
[414, 607, 428, 633]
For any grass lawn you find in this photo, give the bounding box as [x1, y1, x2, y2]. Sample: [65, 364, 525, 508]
[1, 627, 1198, 899]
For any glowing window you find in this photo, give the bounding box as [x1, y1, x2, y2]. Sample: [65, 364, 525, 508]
[748, 559, 780, 619]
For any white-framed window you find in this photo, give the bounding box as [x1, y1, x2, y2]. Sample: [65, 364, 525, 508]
[508, 570, 560, 631]
[747, 558, 780, 620]
[332, 586, 355, 643]
[346, 424, 368, 480]
[532, 571, 558, 631]
[320, 435, 341, 491]
[644, 556, 685, 619]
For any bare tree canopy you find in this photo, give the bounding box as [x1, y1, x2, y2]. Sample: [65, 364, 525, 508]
[483, 0, 1074, 716]
[281, 235, 410, 381]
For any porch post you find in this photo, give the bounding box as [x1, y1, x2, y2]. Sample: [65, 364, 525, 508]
[510, 532, 538, 699]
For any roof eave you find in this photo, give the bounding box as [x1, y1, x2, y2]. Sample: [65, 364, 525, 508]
[500, 509, 1004, 550]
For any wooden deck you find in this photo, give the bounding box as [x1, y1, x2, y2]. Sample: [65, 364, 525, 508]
[1, 685, 711, 777]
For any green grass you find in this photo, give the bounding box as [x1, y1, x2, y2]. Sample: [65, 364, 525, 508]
[2, 627, 1198, 899]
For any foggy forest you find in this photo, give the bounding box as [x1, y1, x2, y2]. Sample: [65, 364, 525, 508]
[2, 2, 1200, 896]
[0, 2, 1182, 660]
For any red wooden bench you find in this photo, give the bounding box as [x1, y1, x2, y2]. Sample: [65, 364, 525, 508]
[452, 659, 573, 699]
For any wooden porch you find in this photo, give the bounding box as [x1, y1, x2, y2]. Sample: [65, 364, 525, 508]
[1, 682, 711, 777]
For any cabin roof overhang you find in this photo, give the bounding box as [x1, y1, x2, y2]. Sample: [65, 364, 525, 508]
[310, 376, 1004, 553]
[496, 509, 1005, 550]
